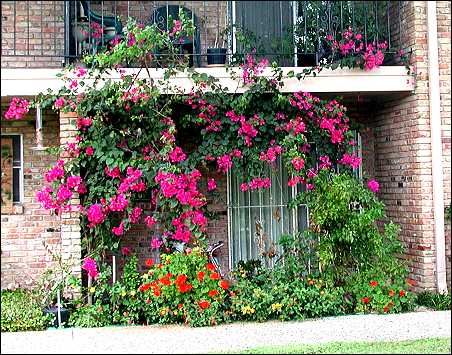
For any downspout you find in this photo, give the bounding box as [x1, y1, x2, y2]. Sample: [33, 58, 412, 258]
[426, 1, 448, 294]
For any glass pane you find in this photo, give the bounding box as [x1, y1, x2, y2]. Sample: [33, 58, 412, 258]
[13, 168, 20, 203]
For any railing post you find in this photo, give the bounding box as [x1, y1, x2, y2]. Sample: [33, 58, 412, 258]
[64, 1, 71, 66]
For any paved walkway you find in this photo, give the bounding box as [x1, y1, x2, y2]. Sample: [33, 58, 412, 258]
[1, 310, 450, 354]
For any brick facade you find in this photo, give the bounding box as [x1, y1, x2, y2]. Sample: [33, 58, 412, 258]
[1, 1, 450, 292]
[358, 1, 451, 292]
[1, 102, 62, 288]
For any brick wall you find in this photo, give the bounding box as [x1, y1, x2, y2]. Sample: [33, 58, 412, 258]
[358, 1, 452, 292]
[0, 101, 62, 288]
[1, 1, 65, 68]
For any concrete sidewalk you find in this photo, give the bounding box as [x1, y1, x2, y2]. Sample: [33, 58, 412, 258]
[1, 310, 451, 354]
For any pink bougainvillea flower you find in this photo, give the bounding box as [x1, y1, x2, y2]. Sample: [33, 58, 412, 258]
[121, 246, 131, 256]
[54, 97, 65, 109]
[112, 221, 124, 236]
[291, 157, 305, 171]
[81, 257, 98, 279]
[85, 146, 94, 156]
[168, 146, 187, 163]
[4, 97, 29, 120]
[207, 178, 217, 191]
[367, 179, 379, 193]
[151, 237, 163, 250]
[144, 215, 157, 228]
[87, 204, 105, 227]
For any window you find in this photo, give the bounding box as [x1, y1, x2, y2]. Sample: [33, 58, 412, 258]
[227, 158, 308, 269]
[1, 135, 23, 211]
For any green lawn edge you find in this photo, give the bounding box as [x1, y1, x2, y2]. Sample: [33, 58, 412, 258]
[219, 337, 452, 354]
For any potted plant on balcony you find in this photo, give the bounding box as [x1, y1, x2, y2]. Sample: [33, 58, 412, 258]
[206, 4, 227, 66]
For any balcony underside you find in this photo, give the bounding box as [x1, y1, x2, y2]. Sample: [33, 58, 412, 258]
[1, 66, 414, 98]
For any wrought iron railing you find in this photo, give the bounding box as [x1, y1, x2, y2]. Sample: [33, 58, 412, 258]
[1, 1, 407, 68]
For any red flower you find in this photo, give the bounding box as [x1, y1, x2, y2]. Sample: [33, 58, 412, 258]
[208, 290, 219, 297]
[175, 274, 188, 286]
[399, 290, 406, 297]
[361, 297, 370, 304]
[139, 283, 152, 292]
[197, 271, 205, 282]
[219, 280, 229, 290]
[178, 283, 193, 293]
[178, 303, 183, 309]
[206, 263, 216, 271]
[145, 259, 154, 268]
[388, 290, 395, 297]
[369, 280, 378, 287]
[383, 306, 390, 313]
[153, 287, 161, 297]
[160, 275, 171, 286]
[210, 272, 220, 280]
[198, 300, 210, 309]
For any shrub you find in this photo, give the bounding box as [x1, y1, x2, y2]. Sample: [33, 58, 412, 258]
[293, 171, 407, 284]
[344, 268, 414, 314]
[138, 248, 233, 327]
[1, 289, 53, 332]
[416, 291, 451, 311]
[67, 302, 111, 328]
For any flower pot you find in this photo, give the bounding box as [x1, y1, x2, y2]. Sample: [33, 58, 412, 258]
[206, 48, 227, 66]
[104, 26, 116, 37]
[71, 22, 89, 42]
[43, 306, 70, 327]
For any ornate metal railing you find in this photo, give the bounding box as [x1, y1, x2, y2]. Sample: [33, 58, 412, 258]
[1, 1, 407, 68]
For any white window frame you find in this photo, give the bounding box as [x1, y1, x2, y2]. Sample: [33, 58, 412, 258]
[226, 159, 309, 270]
[1, 134, 24, 204]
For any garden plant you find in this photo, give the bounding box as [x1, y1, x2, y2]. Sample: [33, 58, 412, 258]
[2, 10, 420, 330]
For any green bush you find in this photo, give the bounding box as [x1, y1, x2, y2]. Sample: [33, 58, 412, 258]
[68, 302, 111, 328]
[292, 171, 405, 283]
[1, 289, 53, 332]
[416, 291, 451, 311]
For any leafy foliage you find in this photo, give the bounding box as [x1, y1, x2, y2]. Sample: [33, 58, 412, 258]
[1, 289, 53, 332]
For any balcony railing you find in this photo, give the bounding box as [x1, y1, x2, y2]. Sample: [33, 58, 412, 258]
[1, 1, 408, 69]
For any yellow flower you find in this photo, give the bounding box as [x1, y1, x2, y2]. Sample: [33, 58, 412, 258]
[121, 290, 127, 297]
[142, 274, 149, 280]
[130, 290, 136, 297]
[241, 305, 256, 315]
[89, 287, 95, 294]
[271, 303, 283, 312]
[159, 307, 169, 316]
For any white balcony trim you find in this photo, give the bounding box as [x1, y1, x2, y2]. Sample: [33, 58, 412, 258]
[1, 66, 414, 97]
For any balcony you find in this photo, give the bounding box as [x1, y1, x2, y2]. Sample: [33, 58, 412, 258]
[1, 1, 414, 96]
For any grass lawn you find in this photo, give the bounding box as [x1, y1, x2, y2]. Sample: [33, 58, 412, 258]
[228, 337, 451, 354]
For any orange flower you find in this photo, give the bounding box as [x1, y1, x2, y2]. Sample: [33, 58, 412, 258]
[219, 280, 229, 290]
[361, 296, 370, 304]
[139, 283, 152, 292]
[178, 303, 183, 309]
[153, 287, 161, 297]
[197, 271, 205, 282]
[198, 300, 210, 309]
[208, 290, 219, 297]
[159, 275, 171, 286]
[145, 258, 154, 267]
[178, 283, 193, 293]
[175, 274, 188, 286]
[308, 279, 315, 286]
[399, 290, 406, 297]
[383, 305, 390, 313]
[388, 289, 395, 297]
[369, 280, 378, 287]
[210, 272, 220, 280]
[206, 263, 216, 271]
